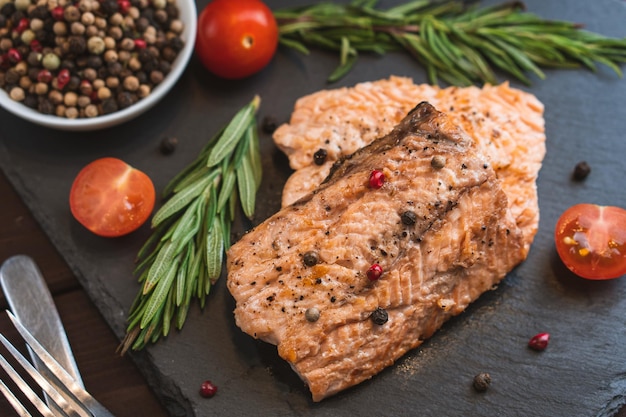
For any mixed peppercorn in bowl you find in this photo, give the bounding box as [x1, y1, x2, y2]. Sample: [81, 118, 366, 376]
[0, 0, 196, 131]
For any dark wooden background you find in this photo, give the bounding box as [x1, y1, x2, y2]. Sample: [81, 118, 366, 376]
[0, 170, 169, 416]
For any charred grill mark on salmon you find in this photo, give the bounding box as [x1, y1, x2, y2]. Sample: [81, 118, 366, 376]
[227, 103, 526, 401]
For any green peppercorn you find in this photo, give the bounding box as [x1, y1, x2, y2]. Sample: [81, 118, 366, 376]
[431, 155, 446, 169]
[20, 29, 35, 45]
[87, 36, 105, 54]
[42, 53, 60, 70]
[14, 0, 30, 11]
[305, 307, 320, 322]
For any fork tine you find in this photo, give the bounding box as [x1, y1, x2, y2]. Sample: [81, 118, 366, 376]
[0, 378, 36, 417]
[7, 311, 115, 417]
[0, 353, 55, 417]
[0, 333, 88, 417]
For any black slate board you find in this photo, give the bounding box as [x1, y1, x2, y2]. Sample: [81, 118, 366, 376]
[1, 0, 626, 416]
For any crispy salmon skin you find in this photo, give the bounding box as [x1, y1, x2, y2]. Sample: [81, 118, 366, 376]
[227, 103, 526, 401]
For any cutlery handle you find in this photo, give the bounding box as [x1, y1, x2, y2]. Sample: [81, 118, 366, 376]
[0, 255, 84, 387]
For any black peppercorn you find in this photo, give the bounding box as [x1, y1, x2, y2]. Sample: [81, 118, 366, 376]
[101, 98, 118, 114]
[5, 69, 19, 85]
[66, 75, 81, 91]
[158, 60, 171, 75]
[401, 210, 417, 226]
[117, 91, 135, 108]
[473, 372, 491, 392]
[100, 0, 120, 15]
[261, 115, 278, 134]
[370, 307, 388, 325]
[68, 36, 87, 55]
[136, 71, 148, 84]
[107, 61, 123, 76]
[86, 55, 103, 69]
[23, 94, 38, 109]
[165, 3, 179, 18]
[0, 3, 16, 17]
[159, 136, 178, 155]
[169, 36, 184, 51]
[313, 148, 328, 166]
[572, 161, 591, 181]
[37, 98, 54, 114]
[29, 5, 50, 20]
[27, 52, 41, 68]
[302, 251, 319, 267]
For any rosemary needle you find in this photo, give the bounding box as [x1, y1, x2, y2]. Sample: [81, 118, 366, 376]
[120, 96, 262, 353]
[275, 0, 626, 85]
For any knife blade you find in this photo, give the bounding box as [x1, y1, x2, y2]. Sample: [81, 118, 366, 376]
[0, 255, 85, 400]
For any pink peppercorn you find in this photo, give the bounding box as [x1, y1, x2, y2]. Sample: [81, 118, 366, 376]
[134, 39, 147, 49]
[118, 0, 131, 13]
[15, 18, 29, 34]
[30, 40, 43, 52]
[367, 264, 383, 281]
[51, 6, 65, 21]
[369, 170, 385, 189]
[7, 48, 22, 63]
[37, 69, 53, 83]
[57, 69, 71, 90]
[528, 332, 550, 351]
[199, 380, 218, 398]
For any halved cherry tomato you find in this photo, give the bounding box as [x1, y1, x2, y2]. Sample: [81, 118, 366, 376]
[195, 0, 278, 79]
[554, 204, 626, 279]
[69, 157, 155, 237]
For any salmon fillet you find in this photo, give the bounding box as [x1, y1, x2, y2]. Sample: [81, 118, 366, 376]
[274, 76, 545, 254]
[227, 103, 526, 401]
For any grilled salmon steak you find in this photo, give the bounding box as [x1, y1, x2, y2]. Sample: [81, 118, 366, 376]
[227, 102, 527, 401]
[274, 77, 545, 254]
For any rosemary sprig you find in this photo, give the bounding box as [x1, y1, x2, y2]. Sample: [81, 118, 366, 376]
[275, 0, 626, 85]
[120, 96, 262, 353]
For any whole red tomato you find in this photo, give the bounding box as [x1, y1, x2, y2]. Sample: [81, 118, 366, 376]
[195, 0, 279, 79]
[555, 203, 626, 279]
[69, 157, 155, 237]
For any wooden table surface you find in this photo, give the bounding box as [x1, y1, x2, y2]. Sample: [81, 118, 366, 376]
[0, 170, 170, 416]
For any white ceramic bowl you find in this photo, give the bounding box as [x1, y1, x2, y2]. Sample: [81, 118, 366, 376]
[0, 0, 197, 132]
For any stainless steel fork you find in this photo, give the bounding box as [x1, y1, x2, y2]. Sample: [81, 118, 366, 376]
[0, 311, 115, 417]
